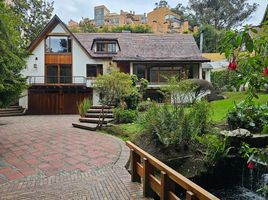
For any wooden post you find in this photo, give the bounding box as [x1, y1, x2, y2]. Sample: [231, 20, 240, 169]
[161, 171, 176, 200]
[130, 149, 140, 182]
[143, 158, 153, 197]
[186, 191, 195, 200]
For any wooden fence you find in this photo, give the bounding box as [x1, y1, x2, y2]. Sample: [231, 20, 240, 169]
[126, 141, 220, 200]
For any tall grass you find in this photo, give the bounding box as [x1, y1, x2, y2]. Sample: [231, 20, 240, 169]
[77, 98, 92, 117]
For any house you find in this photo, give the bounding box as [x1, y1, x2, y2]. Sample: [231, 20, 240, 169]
[147, 7, 189, 34]
[19, 15, 210, 114]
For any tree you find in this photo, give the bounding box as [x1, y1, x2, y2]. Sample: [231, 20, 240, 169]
[219, 23, 268, 99]
[0, 1, 29, 107]
[186, 0, 258, 29]
[194, 24, 226, 52]
[11, 0, 54, 46]
[93, 70, 134, 106]
[79, 18, 97, 33]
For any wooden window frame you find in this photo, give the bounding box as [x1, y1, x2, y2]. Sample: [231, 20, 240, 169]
[45, 64, 72, 84]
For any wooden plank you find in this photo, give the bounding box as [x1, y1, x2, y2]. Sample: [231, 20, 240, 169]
[169, 191, 181, 200]
[143, 158, 154, 197]
[45, 54, 72, 65]
[186, 191, 195, 200]
[126, 141, 220, 200]
[149, 174, 161, 196]
[137, 162, 143, 178]
[130, 149, 140, 182]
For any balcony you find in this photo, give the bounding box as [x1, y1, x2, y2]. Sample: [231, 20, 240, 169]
[27, 76, 87, 86]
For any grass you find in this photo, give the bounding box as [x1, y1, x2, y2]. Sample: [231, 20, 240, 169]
[107, 92, 268, 139]
[210, 92, 268, 123]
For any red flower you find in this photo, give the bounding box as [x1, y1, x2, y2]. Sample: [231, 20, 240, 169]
[263, 67, 268, 77]
[247, 162, 254, 170]
[228, 59, 237, 71]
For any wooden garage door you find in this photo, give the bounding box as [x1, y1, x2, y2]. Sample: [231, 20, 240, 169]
[28, 89, 92, 114]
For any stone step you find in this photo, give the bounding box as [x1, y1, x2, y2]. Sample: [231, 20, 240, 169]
[0, 108, 26, 117]
[0, 107, 23, 112]
[91, 105, 114, 109]
[79, 117, 114, 124]
[72, 122, 98, 131]
[0, 109, 24, 114]
[87, 109, 113, 113]
[85, 113, 114, 118]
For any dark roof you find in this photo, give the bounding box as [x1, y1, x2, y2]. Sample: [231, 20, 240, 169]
[261, 5, 268, 24]
[74, 33, 209, 62]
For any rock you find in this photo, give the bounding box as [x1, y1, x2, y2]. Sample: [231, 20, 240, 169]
[220, 128, 252, 138]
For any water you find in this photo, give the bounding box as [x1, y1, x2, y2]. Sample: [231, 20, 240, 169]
[209, 162, 268, 199]
[212, 186, 266, 200]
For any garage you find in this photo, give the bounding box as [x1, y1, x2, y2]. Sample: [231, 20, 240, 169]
[28, 86, 92, 115]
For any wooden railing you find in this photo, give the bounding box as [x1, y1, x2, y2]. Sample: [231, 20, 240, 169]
[126, 141, 220, 200]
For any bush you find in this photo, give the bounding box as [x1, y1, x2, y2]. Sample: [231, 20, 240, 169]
[138, 101, 210, 147]
[196, 133, 231, 166]
[211, 70, 241, 92]
[77, 98, 92, 117]
[227, 101, 268, 133]
[113, 107, 138, 124]
[137, 100, 153, 112]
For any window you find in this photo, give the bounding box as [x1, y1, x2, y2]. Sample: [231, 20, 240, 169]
[96, 43, 105, 52]
[134, 65, 146, 79]
[87, 64, 103, 78]
[95, 41, 117, 53]
[46, 64, 72, 84]
[46, 36, 72, 53]
[108, 43, 116, 53]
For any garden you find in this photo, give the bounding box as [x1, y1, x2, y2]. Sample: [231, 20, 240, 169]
[87, 23, 268, 199]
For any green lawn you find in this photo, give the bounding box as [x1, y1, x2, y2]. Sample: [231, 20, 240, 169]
[210, 92, 268, 123]
[113, 92, 268, 139]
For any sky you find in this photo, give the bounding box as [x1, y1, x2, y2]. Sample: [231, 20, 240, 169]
[49, 0, 267, 26]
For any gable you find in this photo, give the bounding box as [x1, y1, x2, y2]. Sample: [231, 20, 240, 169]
[50, 24, 67, 34]
[28, 15, 91, 58]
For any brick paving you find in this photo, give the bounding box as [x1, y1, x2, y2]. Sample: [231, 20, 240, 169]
[0, 115, 149, 200]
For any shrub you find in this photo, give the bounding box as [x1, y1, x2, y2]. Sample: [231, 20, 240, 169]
[138, 101, 210, 147]
[211, 70, 241, 92]
[77, 98, 92, 117]
[196, 133, 232, 166]
[113, 107, 138, 124]
[137, 100, 153, 112]
[227, 101, 268, 133]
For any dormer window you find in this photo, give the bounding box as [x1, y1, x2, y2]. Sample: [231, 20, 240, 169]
[95, 41, 117, 53]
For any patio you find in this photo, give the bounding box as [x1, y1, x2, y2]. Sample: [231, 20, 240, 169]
[0, 115, 148, 199]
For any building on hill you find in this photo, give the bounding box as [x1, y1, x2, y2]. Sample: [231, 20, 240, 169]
[94, 5, 147, 27]
[19, 15, 210, 114]
[68, 19, 79, 29]
[147, 7, 189, 33]
[94, 5, 110, 26]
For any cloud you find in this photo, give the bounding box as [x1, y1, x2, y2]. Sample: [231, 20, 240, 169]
[49, 0, 266, 26]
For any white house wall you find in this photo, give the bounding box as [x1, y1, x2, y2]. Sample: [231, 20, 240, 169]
[22, 40, 45, 83]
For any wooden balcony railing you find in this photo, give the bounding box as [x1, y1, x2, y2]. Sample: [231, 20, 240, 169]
[126, 141, 220, 200]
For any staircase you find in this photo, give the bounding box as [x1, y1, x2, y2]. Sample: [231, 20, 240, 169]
[72, 105, 114, 131]
[0, 106, 26, 117]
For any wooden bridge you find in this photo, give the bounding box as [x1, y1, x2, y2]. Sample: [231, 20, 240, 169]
[126, 141, 220, 200]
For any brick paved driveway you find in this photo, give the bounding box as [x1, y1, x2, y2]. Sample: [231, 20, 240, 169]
[0, 115, 148, 200]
